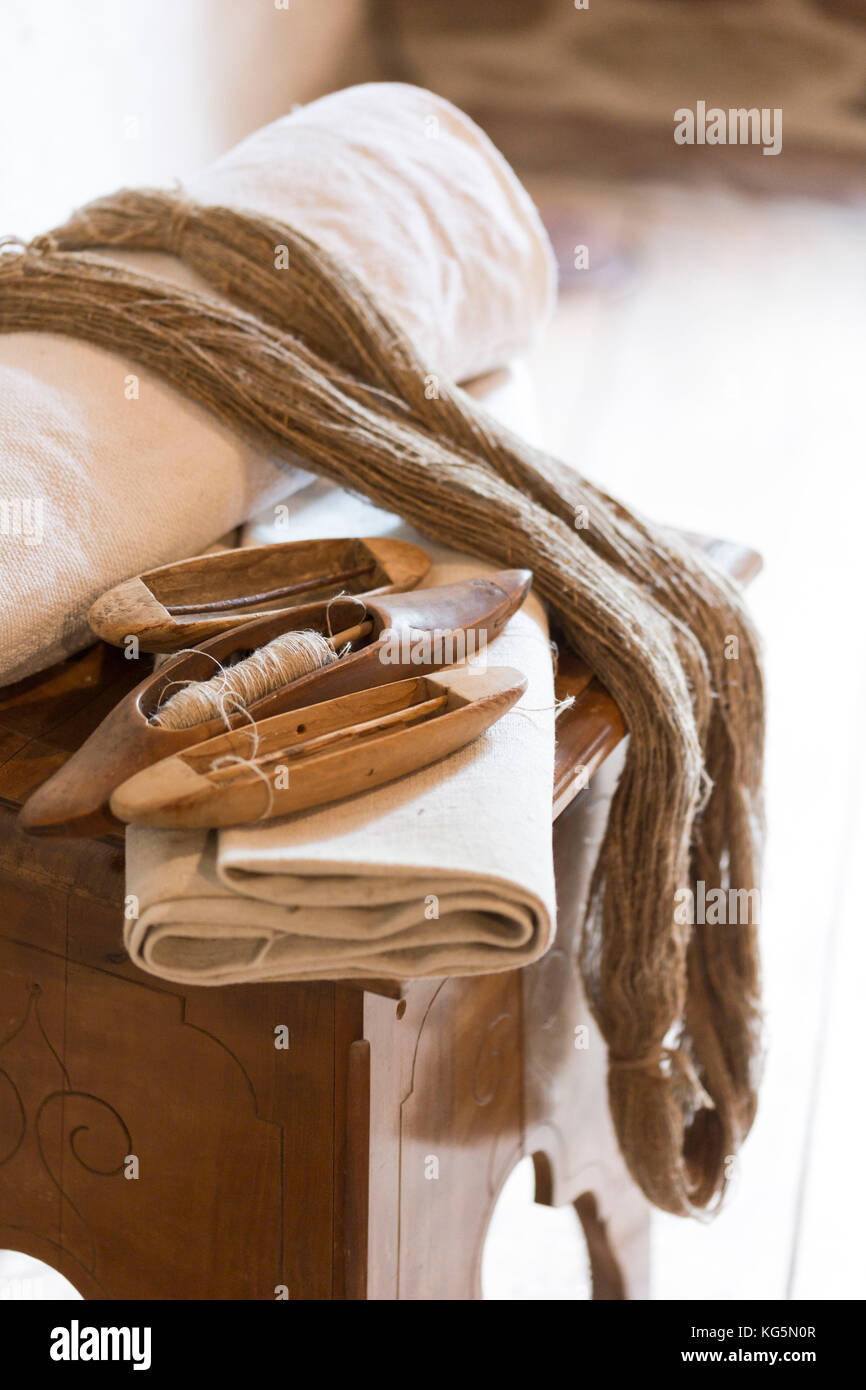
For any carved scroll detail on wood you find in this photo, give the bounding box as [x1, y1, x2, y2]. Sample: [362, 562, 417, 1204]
[0, 982, 133, 1277]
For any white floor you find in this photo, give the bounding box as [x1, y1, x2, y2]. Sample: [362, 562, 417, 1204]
[0, 1250, 81, 1301]
[483, 1159, 591, 1301]
[520, 179, 866, 1302]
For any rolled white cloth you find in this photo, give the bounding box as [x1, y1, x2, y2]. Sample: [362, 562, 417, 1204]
[0, 82, 556, 687]
[123, 368, 557, 985]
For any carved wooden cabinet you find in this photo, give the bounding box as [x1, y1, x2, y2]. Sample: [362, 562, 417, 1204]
[0, 642, 645, 1300]
[0, 539, 755, 1299]
[0, 774, 645, 1301]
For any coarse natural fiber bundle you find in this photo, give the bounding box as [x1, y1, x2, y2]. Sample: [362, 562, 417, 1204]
[0, 190, 765, 1216]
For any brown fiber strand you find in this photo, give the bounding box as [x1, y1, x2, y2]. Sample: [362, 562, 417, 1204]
[0, 190, 765, 1216]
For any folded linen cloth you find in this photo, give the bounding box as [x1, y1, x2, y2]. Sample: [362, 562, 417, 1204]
[0, 82, 555, 687]
[124, 371, 557, 985]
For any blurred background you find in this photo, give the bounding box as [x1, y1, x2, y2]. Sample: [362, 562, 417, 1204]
[1, 0, 864, 1300]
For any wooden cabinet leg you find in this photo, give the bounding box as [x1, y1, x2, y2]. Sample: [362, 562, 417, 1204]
[575, 1191, 628, 1300]
[524, 751, 652, 1300]
[576, 1187, 650, 1300]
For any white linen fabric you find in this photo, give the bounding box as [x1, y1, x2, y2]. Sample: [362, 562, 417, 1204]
[0, 82, 556, 687]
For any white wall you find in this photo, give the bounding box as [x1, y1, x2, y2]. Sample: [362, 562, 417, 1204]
[0, 0, 366, 237]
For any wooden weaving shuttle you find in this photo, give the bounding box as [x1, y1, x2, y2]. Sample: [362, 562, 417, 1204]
[110, 666, 527, 829]
[87, 536, 431, 651]
[20, 568, 532, 837]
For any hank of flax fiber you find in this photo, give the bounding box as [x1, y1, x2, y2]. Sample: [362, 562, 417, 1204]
[0, 192, 765, 1217]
